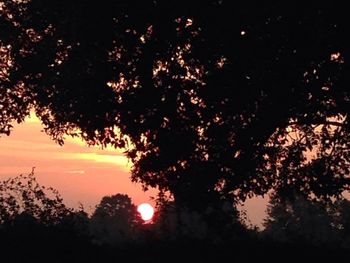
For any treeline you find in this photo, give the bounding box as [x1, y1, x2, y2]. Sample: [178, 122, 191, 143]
[1, 172, 350, 262]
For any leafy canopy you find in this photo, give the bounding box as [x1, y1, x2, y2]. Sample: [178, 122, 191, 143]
[1, 1, 350, 208]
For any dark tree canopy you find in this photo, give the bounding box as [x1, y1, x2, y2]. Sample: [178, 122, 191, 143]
[263, 194, 350, 247]
[1, 1, 350, 210]
[90, 194, 142, 244]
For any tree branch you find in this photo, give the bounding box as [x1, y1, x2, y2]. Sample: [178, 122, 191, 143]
[287, 121, 345, 127]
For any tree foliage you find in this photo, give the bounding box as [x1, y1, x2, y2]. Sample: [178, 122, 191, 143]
[263, 194, 336, 245]
[0, 169, 73, 225]
[90, 194, 142, 245]
[1, 1, 350, 210]
[263, 193, 350, 247]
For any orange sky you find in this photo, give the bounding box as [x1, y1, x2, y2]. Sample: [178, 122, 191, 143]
[0, 113, 158, 214]
[0, 114, 267, 226]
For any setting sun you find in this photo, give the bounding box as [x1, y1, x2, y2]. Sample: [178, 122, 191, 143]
[137, 203, 154, 221]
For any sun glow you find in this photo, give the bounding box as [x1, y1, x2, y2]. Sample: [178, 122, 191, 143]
[137, 203, 154, 221]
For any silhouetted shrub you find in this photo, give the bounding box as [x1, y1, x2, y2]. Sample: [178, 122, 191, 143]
[0, 170, 73, 225]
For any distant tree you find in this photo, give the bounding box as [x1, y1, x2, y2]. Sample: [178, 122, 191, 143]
[0, 170, 91, 243]
[0, 171, 93, 262]
[152, 199, 247, 243]
[1, 1, 350, 216]
[0, 170, 73, 225]
[90, 194, 142, 245]
[263, 193, 338, 245]
[332, 199, 350, 248]
[153, 202, 208, 241]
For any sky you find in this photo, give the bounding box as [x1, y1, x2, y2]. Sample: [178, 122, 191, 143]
[0, 113, 158, 214]
[0, 113, 267, 226]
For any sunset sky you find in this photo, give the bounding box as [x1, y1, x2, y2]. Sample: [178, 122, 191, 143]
[0, 113, 267, 225]
[0, 113, 158, 213]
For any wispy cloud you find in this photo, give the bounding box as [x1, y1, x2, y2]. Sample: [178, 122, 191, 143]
[66, 170, 85, 174]
[55, 152, 131, 170]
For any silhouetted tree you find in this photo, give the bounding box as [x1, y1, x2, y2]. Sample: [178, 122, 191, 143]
[263, 193, 339, 245]
[0, 170, 73, 225]
[0, 170, 94, 263]
[1, 1, 350, 217]
[153, 200, 246, 243]
[333, 199, 350, 248]
[90, 194, 142, 245]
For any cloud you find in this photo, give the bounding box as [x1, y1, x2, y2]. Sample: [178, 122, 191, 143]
[65, 170, 85, 174]
[55, 152, 131, 170]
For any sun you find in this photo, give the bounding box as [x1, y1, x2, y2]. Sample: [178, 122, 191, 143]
[137, 203, 154, 221]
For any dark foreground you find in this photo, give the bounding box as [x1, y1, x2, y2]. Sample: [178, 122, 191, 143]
[1, 232, 348, 263]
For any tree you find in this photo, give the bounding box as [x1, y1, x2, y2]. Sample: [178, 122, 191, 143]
[263, 193, 350, 248]
[0, 170, 90, 241]
[333, 199, 350, 248]
[0, 171, 95, 263]
[153, 199, 247, 243]
[263, 194, 338, 245]
[1, 1, 350, 213]
[90, 194, 142, 245]
[0, 169, 73, 225]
